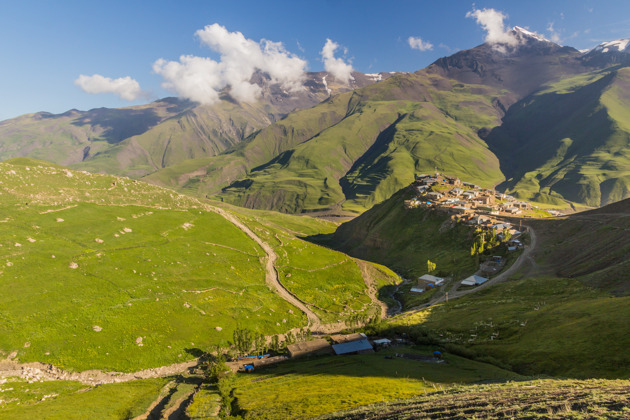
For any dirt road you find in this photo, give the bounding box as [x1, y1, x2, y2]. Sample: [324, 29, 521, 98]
[408, 225, 537, 312]
[0, 359, 198, 386]
[207, 205, 322, 331]
[354, 259, 389, 319]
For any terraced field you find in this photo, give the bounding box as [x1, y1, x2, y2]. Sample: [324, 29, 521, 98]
[318, 379, 630, 419]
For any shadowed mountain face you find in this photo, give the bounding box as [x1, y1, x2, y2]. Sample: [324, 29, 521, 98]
[485, 68, 630, 207]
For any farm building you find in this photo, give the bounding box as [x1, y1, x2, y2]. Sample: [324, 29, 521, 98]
[473, 195, 495, 205]
[462, 190, 478, 199]
[419, 274, 444, 286]
[492, 223, 512, 232]
[461, 275, 489, 286]
[410, 287, 424, 294]
[330, 333, 367, 344]
[373, 338, 392, 347]
[332, 339, 374, 355]
[287, 338, 333, 358]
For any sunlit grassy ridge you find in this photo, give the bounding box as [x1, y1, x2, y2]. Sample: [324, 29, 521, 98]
[0, 159, 384, 372]
[216, 204, 398, 324]
[217, 73, 504, 213]
[327, 186, 476, 279]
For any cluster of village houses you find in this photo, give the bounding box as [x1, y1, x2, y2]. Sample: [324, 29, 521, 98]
[406, 173, 534, 217]
[405, 173, 530, 294]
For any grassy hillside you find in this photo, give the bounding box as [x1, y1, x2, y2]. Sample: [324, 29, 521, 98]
[324, 186, 476, 279]
[388, 276, 630, 379]
[143, 90, 352, 194]
[229, 345, 521, 419]
[215, 72, 505, 214]
[358, 201, 630, 380]
[319, 378, 630, 419]
[527, 198, 630, 295]
[486, 68, 630, 207]
[72, 100, 290, 179]
[0, 99, 194, 167]
[0, 158, 391, 372]
[0, 377, 168, 419]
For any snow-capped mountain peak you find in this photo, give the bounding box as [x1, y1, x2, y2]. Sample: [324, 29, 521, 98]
[512, 26, 549, 43]
[591, 39, 630, 54]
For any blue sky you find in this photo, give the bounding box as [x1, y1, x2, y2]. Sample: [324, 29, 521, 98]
[1, 0, 629, 120]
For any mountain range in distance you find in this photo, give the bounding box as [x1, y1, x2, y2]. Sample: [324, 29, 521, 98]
[2, 27, 630, 212]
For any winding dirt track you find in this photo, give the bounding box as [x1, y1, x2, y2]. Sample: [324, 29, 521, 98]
[2, 207, 536, 386]
[354, 259, 389, 319]
[207, 205, 322, 331]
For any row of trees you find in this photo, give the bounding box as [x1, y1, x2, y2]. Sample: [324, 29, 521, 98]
[470, 227, 512, 258]
[231, 327, 313, 357]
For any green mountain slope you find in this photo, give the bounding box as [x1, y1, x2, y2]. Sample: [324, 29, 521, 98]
[0, 158, 394, 372]
[213, 72, 505, 213]
[353, 199, 630, 380]
[527, 198, 630, 294]
[0, 99, 193, 166]
[324, 186, 476, 279]
[72, 100, 281, 178]
[0, 72, 387, 182]
[486, 68, 630, 207]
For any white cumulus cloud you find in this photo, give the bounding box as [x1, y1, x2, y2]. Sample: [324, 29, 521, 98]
[408, 36, 434, 51]
[74, 74, 144, 101]
[547, 22, 562, 43]
[466, 8, 519, 50]
[320, 39, 354, 85]
[153, 24, 307, 104]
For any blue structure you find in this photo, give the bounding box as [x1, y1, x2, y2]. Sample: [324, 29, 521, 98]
[237, 354, 270, 360]
[243, 364, 254, 372]
[332, 339, 373, 355]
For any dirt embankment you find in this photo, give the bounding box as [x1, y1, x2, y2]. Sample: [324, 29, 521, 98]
[0, 359, 198, 386]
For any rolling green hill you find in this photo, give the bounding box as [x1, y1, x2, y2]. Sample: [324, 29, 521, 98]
[526, 198, 630, 294]
[486, 68, 630, 207]
[212, 72, 505, 213]
[356, 199, 630, 380]
[0, 72, 387, 182]
[0, 99, 193, 166]
[324, 186, 476, 279]
[0, 158, 395, 372]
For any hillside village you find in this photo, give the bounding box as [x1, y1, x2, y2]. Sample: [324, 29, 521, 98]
[404, 173, 536, 294]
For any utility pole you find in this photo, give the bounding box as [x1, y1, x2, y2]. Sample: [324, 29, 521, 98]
[445, 292, 448, 303]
